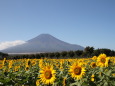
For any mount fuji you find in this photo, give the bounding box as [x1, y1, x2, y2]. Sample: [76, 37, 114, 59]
[1, 34, 84, 54]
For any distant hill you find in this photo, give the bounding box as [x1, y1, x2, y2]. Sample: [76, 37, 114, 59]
[1, 34, 84, 54]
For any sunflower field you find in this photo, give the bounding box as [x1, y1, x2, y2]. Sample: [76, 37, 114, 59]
[0, 54, 115, 86]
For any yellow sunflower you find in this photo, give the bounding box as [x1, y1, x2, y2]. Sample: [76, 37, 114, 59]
[2, 58, 6, 66]
[0, 64, 3, 69]
[97, 54, 110, 67]
[39, 64, 56, 85]
[14, 66, 20, 72]
[69, 63, 86, 80]
[90, 62, 97, 68]
[92, 56, 97, 60]
[31, 60, 36, 66]
[63, 77, 66, 86]
[112, 74, 115, 76]
[91, 74, 95, 81]
[36, 79, 40, 86]
[39, 59, 44, 68]
[8, 60, 13, 69]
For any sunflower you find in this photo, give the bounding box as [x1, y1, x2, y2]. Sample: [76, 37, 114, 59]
[63, 77, 66, 86]
[39, 64, 56, 85]
[0, 64, 3, 69]
[26, 59, 31, 67]
[112, 74, 115, 76]
[97, 54, 110, 67]
[92, 56, 97, 60]
[25, 66, 29, 71]
[36, 79, 40, 86]
[8, 60, 13, 69]
[91, 74, 95, 81]
[2, 58, 6, 66]
[14, 66, 20, 72]
[39, 59, 43, 68]
[90, 62, 97, 68]
[31, 60, 36, 66]
[69, 63, 86, 80]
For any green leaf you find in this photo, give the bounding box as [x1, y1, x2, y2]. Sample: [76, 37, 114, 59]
[77, 82, 81, 86]
[70, 82, 77, 86]
[103, 82, 108, 86]
[82, 82, 88, 86]
[105, 70, 111, 76]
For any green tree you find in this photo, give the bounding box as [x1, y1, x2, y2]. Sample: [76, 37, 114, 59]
[60, 51, 67, 58]
[48, 53, 55, 58]
[83, 46, 94, 57]
[55, 52, 60, 58]
[74, 50, 83, 57]
[39, 53, 45, 58]
[92, 49, 100, 56]
[68, 51, 75, 57]
[36, 54, 41, 59]
[44, 53, 48, 57]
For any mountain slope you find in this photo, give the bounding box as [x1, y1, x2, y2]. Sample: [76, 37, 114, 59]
[1, 34, 84, 53]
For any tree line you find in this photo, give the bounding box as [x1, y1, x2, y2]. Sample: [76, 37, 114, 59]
[1, 46, 115, 60]
[0, 52, 8, 59]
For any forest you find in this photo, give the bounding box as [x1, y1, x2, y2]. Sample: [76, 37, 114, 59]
[1, 46, 115, 60]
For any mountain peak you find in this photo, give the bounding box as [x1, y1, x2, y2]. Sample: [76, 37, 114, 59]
[1, 34, 84, 53]
[38, 33, 53, 37]
[27, 34, 56, 43]
[36, 34, 55, 39]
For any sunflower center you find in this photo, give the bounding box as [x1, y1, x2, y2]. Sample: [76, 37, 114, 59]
[74, 67, 81, 75]
[101, 58, 106, 63]
[92, 63, 96, 68]
[25, 67, 29, 71]
[44, 70, 52, 79]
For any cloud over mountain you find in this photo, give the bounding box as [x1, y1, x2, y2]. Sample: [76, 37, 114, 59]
[0, 40, 26, 50]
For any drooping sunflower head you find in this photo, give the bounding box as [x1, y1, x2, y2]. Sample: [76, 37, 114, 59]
[26, 59, 31, 66]
[69, 63, 86, 80]
[97, 54, 109, 67]
[39, 64, 56, 85]
[92, 56, 97, 60]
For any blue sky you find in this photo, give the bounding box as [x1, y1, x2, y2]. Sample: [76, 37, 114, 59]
[0, 0, 115, 50]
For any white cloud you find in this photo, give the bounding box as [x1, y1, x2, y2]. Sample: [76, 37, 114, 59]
[0, 40, 26, 50]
